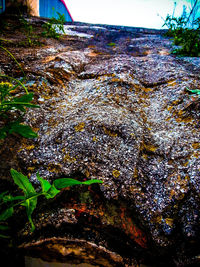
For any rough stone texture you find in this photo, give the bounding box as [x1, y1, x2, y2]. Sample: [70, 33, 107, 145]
[1, 18, 200, 266]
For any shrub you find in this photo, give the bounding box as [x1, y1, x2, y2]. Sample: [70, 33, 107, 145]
[163, 10, 200, 56]
[42, 12, 65, 39]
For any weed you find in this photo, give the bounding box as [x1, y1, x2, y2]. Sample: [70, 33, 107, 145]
[163, 6, 200, 56]
[0, 77, 39, 139]
[0, 169, 102, 236]
[0, 41, 103, 241]
[186, 87, 200, 95]
[42, 11, 65, 39]
[0, 45, 25, 76]
[19, 16, 41, 47]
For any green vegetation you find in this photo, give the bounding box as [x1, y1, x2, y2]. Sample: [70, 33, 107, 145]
[163, 1, 200, 56]
[0, 44, 38, 139]
[0, 45, 25, 75]
[19, 16, 41, 46]
[186, 88, 200, 95]
[0, 78, 39, 139]
[0, 32, 102, 238]
[0, 169, 102, 236]
[42, 11, 65, 39]
[19, 11, 65, 45]
[163, 15, 200, 56]
[0, 10, 66, 49]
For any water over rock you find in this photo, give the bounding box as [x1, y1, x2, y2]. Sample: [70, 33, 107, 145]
[0, 18, 200, 266]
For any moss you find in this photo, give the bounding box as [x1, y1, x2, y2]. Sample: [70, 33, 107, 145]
[103, 126, 117, 137]
[85, 170, 90, 178]
[74, 122, 85, 132]
[63, 152, 76, 163]
[167, 80, 176, 86]
[79, 191, 93, 204]
[140, 141, 157, 153]
[165, 218, 174, 227]
[47, 163, 62, 173]
[92, 136, 98, 142]
[112, 169, 121, 178]
[27, 167, 35, 172]
[192, 142, 200, 149]
[17, 142, 36, 153]
[141, 87, 153, 93]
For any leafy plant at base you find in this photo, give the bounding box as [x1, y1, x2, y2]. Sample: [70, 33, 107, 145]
[0, 15, 103, 241]
[42, 11, 65, 39]
[0, 169, 103, 235]
[0, 78, 39, 139]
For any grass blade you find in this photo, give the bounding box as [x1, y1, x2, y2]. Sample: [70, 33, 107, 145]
[0, 46, 25, 76]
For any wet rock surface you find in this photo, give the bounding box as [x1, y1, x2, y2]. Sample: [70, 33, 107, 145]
[1, 16, 200, 266]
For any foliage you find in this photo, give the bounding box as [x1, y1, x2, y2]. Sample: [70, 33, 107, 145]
[186, 87, 200, 95]
[0, 78, 39, 139]
[0, 42, 39, 139]
[42, 11, 65, 39]
[163, 13, 187, 37]
[163, 3, 200, 56]
[0, 169, 103, 236]
[0, 41, 103, 241]
[0, 45, 25, 76]
[19, 16, 41, 47]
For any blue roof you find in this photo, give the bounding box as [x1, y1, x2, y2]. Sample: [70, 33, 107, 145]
[39, 0, 73, 22]
[0, 0, 5, 14]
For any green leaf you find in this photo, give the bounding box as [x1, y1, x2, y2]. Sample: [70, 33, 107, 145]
[82, 179, 103, 185]
[3, 195, 25, 203]
[20, 192, 37, 232]
[11, 104, 26, 112]
[10, 169, 36, 197]
[0, 224, 9, 230]
[10, 102, 40, 109]
[0, 47, 25, 77]
[186, 88, 200, 95]
[0, 207, 14, 221]
[9, 123, 38, 138]
[36, 173, 51, 193]
[24, 197, 37, 232]
[0, 233, 11, 239]
[53, 178, 103, 189]
[53, 178, 82, 189]
[1, 92, 39, 112]
[13, 93, 33, 102]
[0, 191, 8, 201]
[2, 101, 39, 109]
[0, 127, 7, 139]
[45, 184, 60, 199]
[10, 169, 39, 231]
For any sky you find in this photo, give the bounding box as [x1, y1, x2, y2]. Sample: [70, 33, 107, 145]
[66, 0, 199, 29]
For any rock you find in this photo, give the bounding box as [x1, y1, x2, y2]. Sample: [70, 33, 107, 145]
[0, 18, 200, 266]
